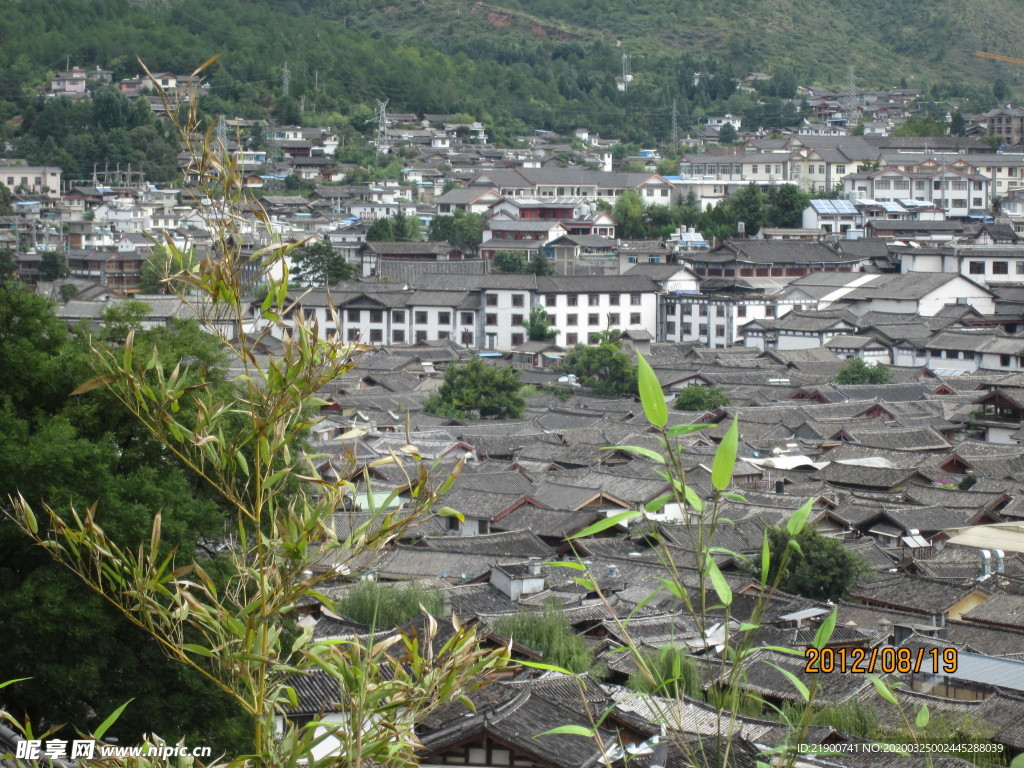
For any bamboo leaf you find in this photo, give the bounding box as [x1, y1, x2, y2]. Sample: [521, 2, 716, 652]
[93, 698, 135, 741]
[711, 415, 738, 491]
[566, 509, 641, 540]
[602, 445, 665, 464]
[868, 673, 899, 706]
[812, 606, 837, 651]
[705, 554, 732, 606]
[535, 725, 594, 738]
[766, 663, 809, 702]
[182, 643, 214, 658]
[915, 703, 930, 728]
[760, 529, 770, 584]
[70, 374, 118, 396]
[666, 423, 713, 436]
[636, 352, 667, 428]
[0, 678, 30, 690]
[786, 498, 814, 537]
[545, 561, 587, 571]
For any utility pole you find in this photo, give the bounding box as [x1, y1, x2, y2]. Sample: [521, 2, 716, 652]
[282, 61, 290, 98]
[671, 99, 679, 147]
[374, 98, 390, 154]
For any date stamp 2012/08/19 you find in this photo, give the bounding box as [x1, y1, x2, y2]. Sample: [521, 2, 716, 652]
[804, 647, 958, 675]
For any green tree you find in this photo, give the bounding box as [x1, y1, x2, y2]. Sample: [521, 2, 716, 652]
[730, 183, 767, 237]
[717, 122, 738, 144]
[949, 110, 966, 137]
[493, 603, 593, 673]
[38, 250, 70, 280]
[423, 358, 525, 419]
[673, 386, 729, 412]
[764, 527, 871, 601]
[428, 209, 484, 255]
[523, 304, 559, 342]
[834, 358, 891, 385]
[0, 247, 18, 282]
[0, 184, 13, 215]
[493, 250, 528, 273]
[289, 240, 359, 286]
[365, 217, 395, 241]
[558, 333, 637, 396]
[892, 116, 947, 137]
[766, 184, 811, 229]
[613, 189, 646, 239]
[529, 253, 555, 276]
[58, 283, 78, 303]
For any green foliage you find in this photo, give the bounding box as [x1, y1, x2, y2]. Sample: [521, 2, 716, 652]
[58, 283, 78, 303]
[289, 240, 359, 286]
[38, 250, 70, 281]
[524, 304, 559, 342]
[334, 580, 445, 628]
[613, 189, 646, 239]
[0, 247, 18, 282]
[428, 210, 485, 255]
[493, 604, 593, 673]
[99, 299, 152, 344]
[558, 333, 637, 396]
[766, 184, 811, 229]
[626, 646, 702, 698]
[717, 123, 738, 144]
[834, 358, 892, 385]
[493, 250, 554, 276]
[764, 526, 871, 601]
[423, 358, 525, 419]
[730, 182, 767, 237]
[796, 699, 880, 738]
[0, 184, 12, 216]
[892, 116, 948, 137]
[365, 217, 395, 242]
[673, 386, 729, 412]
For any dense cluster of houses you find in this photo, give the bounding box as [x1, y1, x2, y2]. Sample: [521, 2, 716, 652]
[12, 72, 1024, 764]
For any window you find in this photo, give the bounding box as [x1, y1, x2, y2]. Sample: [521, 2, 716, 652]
[485, 313, 498, 326]
[973, 198, 983, 207]
[588, 294, 600, 306]
[969, 261, 985, 275]
[347, 328, 360, 341]
[608, 313, 620, 325]
[698, 324, 708, 336]
[609, 293, 620, 306]
[369, 310, 383, 323]
[415, 330, 427, 342]
[415, 311, 428, 324]
[567, 296, 578, 307]
[567, 314, 578, 326]
[836, 165, 846, 175]
[566, 333, 578, 345]
[393, 330, 405, 343]
[461, 312, 474, 324]
[666, 321, 676, 335]
[547, 314, 556, 325]
[486, 294, 498, 306]
[818, 165, 825, 175]
[461, 331, 473, 345]
[393, 310, 405, 323]
[666, 304, 676, 316]
[347, 309, 360, 322]
[438, 311, 451, 324]
[1002, 354, 1012, 367]
[511, 333, 524, 346]
[964, 351, 975, 360]
[715, 305, 724, 317]
[682, 303, 692, 315]
[752, 165, 758, 174]
[1017, 262, 1024, 275]
[630, 313, 641, 325]
[716, 325, 725, 337]
[766, 306, 776, 318]
[630, 294, 642, 306]
[370, 329, 383, 343]
[737, 306, 747, 318]
[994, 262, 1009, 275]
[512, 314, 524, 325]
[584, 313, 598, 326]
[512, 294, 525, 308]
[545, 294, 557, 307]
[699, 305, 708, 317]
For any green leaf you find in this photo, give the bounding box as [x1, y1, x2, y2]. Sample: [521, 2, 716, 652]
[1010, 754, 1024, 768]
[645, 494, 672, 513]
[667, 423, 713, 436]
[766, 663, 809, 702]
[915, 703, 930, 728]
[545, 561, 587, 571]
[0, 678, 30, 690]
[711, 415, 738, 491]
[535, 725, 595, 738]
[812, 607, 837, 651]
[182, 643, 214, 657]
[93, 698, 135, 741]
[657, 577, 687, 599]
[517, 659, 573, 675]
[760, 529, 770, 584]
[682, 484, 704, 512]
[602, 445, 666, 464]
[70, 374, 119, 396]
[705, 554, 732, 606]
[786, 498, 813, 537]
[720, 492, 747, 502]
[636, 352, 667, 428]
[867, 673, 899, 706]
[566, 509, 641, 540]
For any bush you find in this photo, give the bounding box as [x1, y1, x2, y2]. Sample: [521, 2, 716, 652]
[334, 580, 445, 627]
[626, 646, 702, 698]
[493, 603, 593, 673]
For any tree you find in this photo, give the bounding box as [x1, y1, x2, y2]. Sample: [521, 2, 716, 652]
[428, 209, 484, 255]
[493, 603, 593, 673]
[613, 189, 646, 239]
[558, 333, 637, 396]
[365, 217, 395, 241]
[0, 247, 17, 282]
[763, 526, 871, 601]
[730, 183, 766, 237]
[289, 240, 359, 286]
[38, 250, 70, 280]
[717, 122, 738, 144]
[673, 386, 729, 412]
[524, 305, 559, 342]
[766, 184, 811, 229]
[950, 110, 966, 137]
[834, 358, 892, 385]
[0, 184, 13, 215]
[493, 250, 528, 274]
[58, 283, 78, 303]
[422, 358, 525, 419]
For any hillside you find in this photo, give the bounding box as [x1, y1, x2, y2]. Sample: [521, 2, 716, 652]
[2, 0, 1024, 153]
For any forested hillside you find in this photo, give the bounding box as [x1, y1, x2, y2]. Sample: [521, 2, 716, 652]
[2, 0, 1023, 170]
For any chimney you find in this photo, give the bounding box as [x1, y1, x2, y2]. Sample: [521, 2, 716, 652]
[775, 480, 785, 494]
[994, 549, 1005, 574]
[979, 549, 991, 579]
[528, 557, 541, 576]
